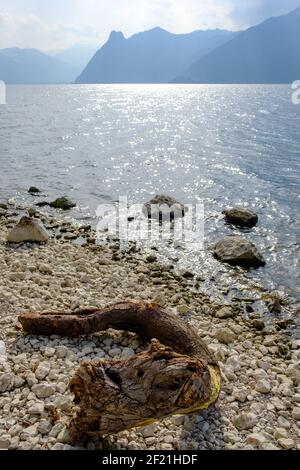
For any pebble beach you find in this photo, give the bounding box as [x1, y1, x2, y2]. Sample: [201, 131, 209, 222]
[0, 205, 299, 451]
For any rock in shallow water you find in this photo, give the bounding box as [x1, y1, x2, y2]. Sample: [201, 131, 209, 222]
[211, 235, 265, 268]
[28, 186, 40, 194]
[50, 197, 76, 210]
[223, 207, 258, 228]
[7, 216, 49, 243]
[143, 195, 186, 221]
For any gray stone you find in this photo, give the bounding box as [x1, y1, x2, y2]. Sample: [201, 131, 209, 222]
[215, 328, 236, 345]
[211, 235, 265, 268]
[28, 186, 40, 194]
[121, 348, 135, 358]
[35, 362, 51, 381]
[32, 383, 55, 398]
[277, 416, 291, 429]
[181, 271, 195, 280]
[140, 424, 157, 438]
[28, 403, 45, 416]
[234, 412, 257, 430]
[7, 216, 49, 243]
[223, 207, 258, 228]
[245, 433, 266, 447]
[223, 432, 239, 444]
[44, 347, 56, 357]
[274, 428, 289, 440]
[177, 305, 190, 315]
[260, 443, 280, 451]
[57, 428, 70, 444]
[37, 420, 52, 435]
[161, 443, 173, 450]
[146, 254, 157, 263]
[109, 348, 122, 358]
[50, 197, 76, 210]
[26, 372, 38, 387]
[256, 379, 271, 394]
[292, 407, 300, 421]
[0, 341, 6, 359]
[215, 306, 234, 319]
[0, 372, 13, 392]
[143, 195, 186, 221]
[56, 346, 68, 358]
[49, 423, 64, 438]
[51, 394, 73, 411]
[14, 376, 25, 388]
[226, 356, 241, 372]
[0, 435, 11, 449]
[278, 438, 295, 450]
[286, 364, 300, 385]
[20, 424, 38, 439]
[293, 394, 300, 403]
[51, 443, 65, 450]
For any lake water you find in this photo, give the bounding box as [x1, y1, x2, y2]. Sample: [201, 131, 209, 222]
[0, 85, 299, 304]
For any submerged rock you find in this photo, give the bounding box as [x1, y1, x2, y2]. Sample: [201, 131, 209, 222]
[7, 216, 49, 243]
[50, 197, 76, 210]
[28, 186, 40, 194]
[267, 298, 282, 314]
[211, 235, 265, 268]
[35, 201, 50, 207]
[143, 195, 186, 221]
[223, 207, 258, 228]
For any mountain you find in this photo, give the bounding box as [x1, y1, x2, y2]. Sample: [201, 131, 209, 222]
[0, 48, 77, 84]
[182, 7, 300, 84]
[0, 52, 23, 84]
[76, 28, 235, 84]
[49, 45, 98, 77]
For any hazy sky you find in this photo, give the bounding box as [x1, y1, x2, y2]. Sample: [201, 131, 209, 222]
[0, 0, 300, 51]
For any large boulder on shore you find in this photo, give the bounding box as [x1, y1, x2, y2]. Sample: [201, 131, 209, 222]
[7, 217, 49, 243]
[211, 235, 265, 268]
[223, 207, 258, 228]
[50, 197, 76, 210]
[143, 195, 186, 221]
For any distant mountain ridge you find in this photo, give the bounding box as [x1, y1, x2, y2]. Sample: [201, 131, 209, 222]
[48, 45, 98, 77]
[1, 7, 300, 85]
[76, 28, 235, 84]
[0, 48, 77, 84]
[181, 7, 300, 84]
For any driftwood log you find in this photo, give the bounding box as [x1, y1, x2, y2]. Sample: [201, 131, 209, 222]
[19, 301, 222, 441]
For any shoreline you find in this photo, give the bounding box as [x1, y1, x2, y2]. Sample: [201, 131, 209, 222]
[0, 207, 299, 450]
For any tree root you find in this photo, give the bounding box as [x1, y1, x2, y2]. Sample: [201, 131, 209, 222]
[19, 301, 222, 441]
